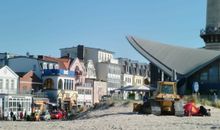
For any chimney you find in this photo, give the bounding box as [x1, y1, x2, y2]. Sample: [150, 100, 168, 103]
[77, 45, 85, 60]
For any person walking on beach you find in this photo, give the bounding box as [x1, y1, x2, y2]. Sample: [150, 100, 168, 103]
[10, 111, 13, 121]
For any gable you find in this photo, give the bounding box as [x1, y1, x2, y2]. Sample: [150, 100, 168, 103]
[0, 66, 19, 79]
[69, 58, 85, 72]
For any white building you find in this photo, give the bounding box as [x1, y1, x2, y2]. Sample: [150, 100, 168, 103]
[60, 45, 114, 63]
[76, 83, 93, 107]
[0, 66, 32, 119]
[121, 74, 133, 87]
[0, 66, 18, 94]
[118, 58, 149, 87]
[96, 62, 121, 92]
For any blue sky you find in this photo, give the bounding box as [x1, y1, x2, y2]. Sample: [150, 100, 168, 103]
[0, 0, 206, 62]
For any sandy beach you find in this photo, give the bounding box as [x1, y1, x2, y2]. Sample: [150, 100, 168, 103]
[0, 102, 220, 130]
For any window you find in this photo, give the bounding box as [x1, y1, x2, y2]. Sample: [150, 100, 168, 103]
[33, 65, 36, 71]
[43, 78, 54, 89]
[6, 79, 9, 90]
[209, 65, 218, 81]
[11, 80, 14, 90]
[43, 63, 47, 69]
[0, 79, 3, 89]
[58, 79, 63, 90]
[200, 72, 208, 81]
[49, 64, 53, 69]
[161, 85, 174, 94]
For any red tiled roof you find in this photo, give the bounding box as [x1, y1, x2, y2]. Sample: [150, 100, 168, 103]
[40, 56, 72, 69]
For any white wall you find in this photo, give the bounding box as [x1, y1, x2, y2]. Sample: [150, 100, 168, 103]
[121, 74, 133, 87]
[96, 63, 108, 81]
[0, 66, 18, 94]
[133, 75, 144, 86]
[93, 81, 107, 103]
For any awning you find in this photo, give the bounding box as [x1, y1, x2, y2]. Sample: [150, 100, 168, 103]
[125, 85, 156, 91]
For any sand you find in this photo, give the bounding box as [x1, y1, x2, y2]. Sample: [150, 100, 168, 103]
[0, 103, 220, 130]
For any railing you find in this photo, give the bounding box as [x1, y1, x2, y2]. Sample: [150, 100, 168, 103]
[42, 69, 75, 77]
[200, 26, 220, 36]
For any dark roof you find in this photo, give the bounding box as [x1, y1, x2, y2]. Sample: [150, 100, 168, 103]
[16, 72, 27, 77]
[127, 36, 220, 77]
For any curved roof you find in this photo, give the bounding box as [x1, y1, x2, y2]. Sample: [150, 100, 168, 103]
[127, 36, 220, 77]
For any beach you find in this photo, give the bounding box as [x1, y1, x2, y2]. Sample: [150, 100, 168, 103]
[0, 102, 220, 130]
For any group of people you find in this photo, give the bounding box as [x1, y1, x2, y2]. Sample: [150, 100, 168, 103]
[8, 110, 26, 121]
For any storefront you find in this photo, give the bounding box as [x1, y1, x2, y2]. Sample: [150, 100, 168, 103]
[1, 95, 32, 119]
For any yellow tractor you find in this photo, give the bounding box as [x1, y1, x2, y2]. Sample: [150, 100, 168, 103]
[137, 81, 184, 116]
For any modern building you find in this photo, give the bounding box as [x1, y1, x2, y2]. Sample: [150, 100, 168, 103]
[60, 45, 114, 63]
[96, 62, 121, 92]
[126, 0, 220, 95]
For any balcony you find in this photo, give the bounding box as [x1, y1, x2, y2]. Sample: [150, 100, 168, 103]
[200, 26, 220, 36]
[43, 69, 75, 77]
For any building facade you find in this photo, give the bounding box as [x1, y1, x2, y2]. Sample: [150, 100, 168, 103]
[17, 71, 42, 94]
[60, 45, 120, 93]
[96, 62, 121, 92]
[8, 56, 59, 79]
[0, 66, 32, 119]
[39, 56, 78, 111]
[118, 58, 149, 87]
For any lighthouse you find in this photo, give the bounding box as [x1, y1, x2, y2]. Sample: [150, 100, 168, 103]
[201, 0, 220, 50]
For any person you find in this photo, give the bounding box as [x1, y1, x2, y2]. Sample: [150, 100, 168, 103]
[199, 106, 211, 116]
[20, 111, 23, 120]
[24, 111, 27, 120]
[143, 93, 148, 103]
[13, 114, 16, 121]
[10, 111, 14, 121]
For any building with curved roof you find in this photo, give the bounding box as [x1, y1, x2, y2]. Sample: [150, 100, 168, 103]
[126, 0, 220, 94]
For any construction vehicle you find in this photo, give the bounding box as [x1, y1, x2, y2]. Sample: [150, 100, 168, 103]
[135, 81, 184, 116]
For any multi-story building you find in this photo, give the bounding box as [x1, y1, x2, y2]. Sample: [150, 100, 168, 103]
[39, 56, 78, 111]
[60, 45, 114, 63]
[118, 58, 149, 87]
[60, 45, 121, 92]
[0, 66, 32, 119]
[96, 62, 121, 92]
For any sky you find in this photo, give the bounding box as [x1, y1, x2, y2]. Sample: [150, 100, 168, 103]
[0, 0, 206, 62]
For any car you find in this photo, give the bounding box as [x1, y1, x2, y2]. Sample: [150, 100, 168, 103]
[50, 111, 63, 119]
[101, 95, 111, 102]
[40, 111, 51, 121]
